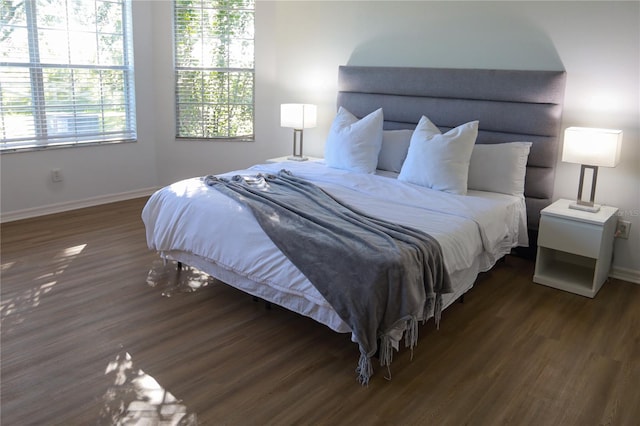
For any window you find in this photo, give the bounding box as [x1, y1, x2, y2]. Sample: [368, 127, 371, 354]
[174, 0, 254, 140]
[0, 0, 136, 152]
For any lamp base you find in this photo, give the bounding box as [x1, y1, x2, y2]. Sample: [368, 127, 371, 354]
[286, 155, 308, 162]
[569, 202, 601, 213]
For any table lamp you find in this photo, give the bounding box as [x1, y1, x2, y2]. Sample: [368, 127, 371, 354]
[562, 127, 623, 212]
[280, 104, 317, 161]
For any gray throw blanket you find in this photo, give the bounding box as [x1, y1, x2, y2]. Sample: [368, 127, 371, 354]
[205, 170, 452, 384]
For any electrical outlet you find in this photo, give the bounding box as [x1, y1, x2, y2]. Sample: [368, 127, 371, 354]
[615, 219, 631, 239]
[51, 168, 63, 182]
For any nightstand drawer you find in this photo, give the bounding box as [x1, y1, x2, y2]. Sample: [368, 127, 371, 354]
[538, 215, 602, 258]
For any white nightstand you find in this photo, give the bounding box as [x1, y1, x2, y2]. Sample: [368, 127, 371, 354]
[533, 199, 618, 298]
[265, 156, 323, 164]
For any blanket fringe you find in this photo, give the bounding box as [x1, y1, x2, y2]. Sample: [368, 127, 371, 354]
[356, 352, 373, 386]
[404, 316, 419, 349]
[379, 335, 394, 367]
[434, 293, 443, 329]
[355, 307, 444, 385]
[404, 316, 419, 361]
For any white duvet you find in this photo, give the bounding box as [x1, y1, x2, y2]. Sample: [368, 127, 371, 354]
[142, 160, 527, 333]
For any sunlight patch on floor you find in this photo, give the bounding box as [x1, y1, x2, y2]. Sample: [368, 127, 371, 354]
[99, 350, 198, 425]
[1, 244, 86, 327]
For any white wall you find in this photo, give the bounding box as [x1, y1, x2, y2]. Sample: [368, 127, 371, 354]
[1, 1, 638, 278]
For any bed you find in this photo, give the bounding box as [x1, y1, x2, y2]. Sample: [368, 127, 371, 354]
[142, 66, 566, 383]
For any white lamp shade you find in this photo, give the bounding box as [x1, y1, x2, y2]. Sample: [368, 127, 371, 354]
[280, 104, 317, 129]
[562, 127, 623, 167]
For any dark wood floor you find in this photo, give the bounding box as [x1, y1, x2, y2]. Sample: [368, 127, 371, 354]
[1, 198, 639, 425]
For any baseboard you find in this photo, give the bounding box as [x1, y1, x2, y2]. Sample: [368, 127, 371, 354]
[610, 266, 640, 285]
[1, 187, 159, 223]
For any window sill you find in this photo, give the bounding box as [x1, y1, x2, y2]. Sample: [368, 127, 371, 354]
[1, 138, 137, 154]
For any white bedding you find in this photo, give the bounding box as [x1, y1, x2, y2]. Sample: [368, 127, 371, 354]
[142, 160, 527, 334]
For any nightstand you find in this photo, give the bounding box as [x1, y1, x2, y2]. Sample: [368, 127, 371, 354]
[265, 156, 323, 164]
[533, 199, 618, 298]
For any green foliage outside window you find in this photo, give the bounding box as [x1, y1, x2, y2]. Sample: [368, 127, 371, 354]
[174, 0, 255, 140]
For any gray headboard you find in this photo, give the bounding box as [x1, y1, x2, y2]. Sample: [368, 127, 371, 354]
[337, 65, 566, 231]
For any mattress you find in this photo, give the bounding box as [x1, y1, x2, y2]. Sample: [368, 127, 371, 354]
[142, 160, 527, 335]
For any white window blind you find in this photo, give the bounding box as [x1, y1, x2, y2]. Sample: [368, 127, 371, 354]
[0, 0, 136, 152]
[174, 0, 254, 140]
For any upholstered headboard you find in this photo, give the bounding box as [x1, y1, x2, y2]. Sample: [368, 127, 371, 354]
[336, 66, 566, 231]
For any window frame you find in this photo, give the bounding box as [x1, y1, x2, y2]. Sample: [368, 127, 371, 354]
[173, 0, 255, 142]
[0, 0, 137, 153]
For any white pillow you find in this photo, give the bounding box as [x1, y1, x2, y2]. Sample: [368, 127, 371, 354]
[324, 107, 383, 174]
[467, 142, 532, 196]
[377, 129, 413, 173]
[398, 116, 478, 195]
